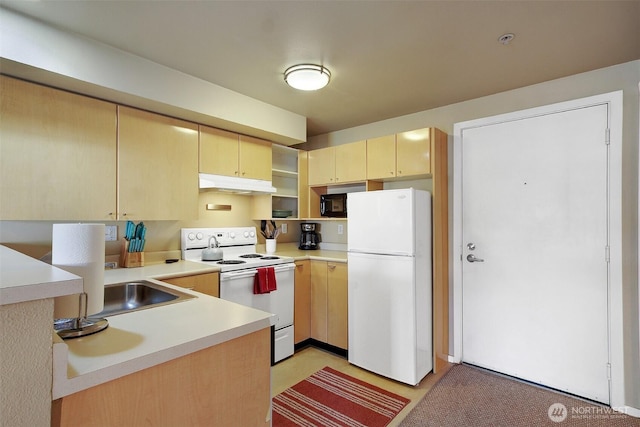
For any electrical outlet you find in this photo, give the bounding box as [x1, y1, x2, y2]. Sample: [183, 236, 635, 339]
[281, 223, 287, 234]
[337, 224, 344, 235]
[105, 225, 117, 241]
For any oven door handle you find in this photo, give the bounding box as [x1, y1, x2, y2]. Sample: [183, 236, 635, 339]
[220, 263, 295, 280]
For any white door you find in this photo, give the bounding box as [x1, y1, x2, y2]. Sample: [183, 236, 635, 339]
[461, 104, 610, 403]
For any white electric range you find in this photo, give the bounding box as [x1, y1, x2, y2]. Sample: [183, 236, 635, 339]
[180, 227, 295, 363]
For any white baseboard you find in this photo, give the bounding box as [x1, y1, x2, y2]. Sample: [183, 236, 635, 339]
[621, 406, 640, 418]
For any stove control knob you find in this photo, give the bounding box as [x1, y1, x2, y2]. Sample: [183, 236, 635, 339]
[249, 230, 255, 237]
[243, 231, 249, 238]
[188, 233, 196, 241]
[229, 232, 236, 239]
[196, 232, 203, 240]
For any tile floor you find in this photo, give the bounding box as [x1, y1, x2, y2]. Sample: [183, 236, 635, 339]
[271, 346, 451, 426]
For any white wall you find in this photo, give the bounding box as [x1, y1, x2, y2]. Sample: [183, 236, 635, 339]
[306, 60, 640, 410]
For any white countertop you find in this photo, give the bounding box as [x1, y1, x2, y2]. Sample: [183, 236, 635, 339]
[0, 245, 82, 305]
[102, 259, 221, 285]
[0, 248, 275, 399]
[3, 244, 344, 399]
[260, 242, 348, 264]
[53, 276, 275, 399]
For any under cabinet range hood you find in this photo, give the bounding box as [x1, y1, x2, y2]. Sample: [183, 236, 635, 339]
[198, 173, 276, 194]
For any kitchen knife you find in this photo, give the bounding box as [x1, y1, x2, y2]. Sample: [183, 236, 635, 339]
[125, 221, 135, 240]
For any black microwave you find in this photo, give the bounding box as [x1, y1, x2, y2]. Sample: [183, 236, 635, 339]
[320, 193, 347, 217]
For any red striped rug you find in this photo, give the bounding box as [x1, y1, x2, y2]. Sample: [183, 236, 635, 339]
[273, 366, 410, 427]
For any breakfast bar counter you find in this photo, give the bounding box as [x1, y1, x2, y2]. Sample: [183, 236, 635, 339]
[50, 259, 276, 426]
[53, 278, 275, 399]
[1, 246, 275, 426]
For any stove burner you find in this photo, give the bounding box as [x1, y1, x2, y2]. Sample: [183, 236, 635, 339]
[217, 260, 247, 265]
[239, 254, 263, 258]
[261, 256, 280, 260]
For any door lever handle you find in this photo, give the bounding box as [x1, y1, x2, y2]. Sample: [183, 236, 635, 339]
[467, 254, 485, 263]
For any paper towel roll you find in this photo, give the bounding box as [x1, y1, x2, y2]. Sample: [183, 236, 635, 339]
[52, 224, 105, 318]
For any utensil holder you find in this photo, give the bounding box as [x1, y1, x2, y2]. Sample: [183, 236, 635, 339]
[122, 252, 144, 268]
[265, 239, 277, 254]
[120, 238, 145, 268]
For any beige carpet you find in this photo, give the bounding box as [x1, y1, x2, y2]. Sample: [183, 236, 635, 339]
[400, 364, 640, 427]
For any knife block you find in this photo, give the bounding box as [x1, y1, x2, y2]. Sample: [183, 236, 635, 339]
[120, 238, 145, 268]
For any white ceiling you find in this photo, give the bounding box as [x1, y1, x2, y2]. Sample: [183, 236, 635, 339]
[1, 1, 639, 138]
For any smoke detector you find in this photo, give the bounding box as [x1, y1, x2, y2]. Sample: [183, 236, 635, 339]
[498, 33, 515, 45]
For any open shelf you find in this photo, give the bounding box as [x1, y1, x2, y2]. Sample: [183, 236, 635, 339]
[272, 168, 298, 178]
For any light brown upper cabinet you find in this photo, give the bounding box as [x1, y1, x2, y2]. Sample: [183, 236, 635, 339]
[366, 134, 396, 180]
[0, 77, 198, 221]
[0, 76, 117, 220]
[239, 135, 272, 180]
[366, 128, 431, 180]
[308, 141, 366, 185]
[118, 106, 198, 220]
[307, 146, 334, 186]
[396, 128, 431, 177]
[199, 126, 272, 181]
[297, 151, 309, 219]
[335, 141, 367, 183]
[199, 127, 238, 177]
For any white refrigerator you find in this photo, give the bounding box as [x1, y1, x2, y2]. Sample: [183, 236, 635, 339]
[347, 188, 432, 385]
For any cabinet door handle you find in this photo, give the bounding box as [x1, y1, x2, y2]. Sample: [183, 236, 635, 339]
[328, 264, 336, 270]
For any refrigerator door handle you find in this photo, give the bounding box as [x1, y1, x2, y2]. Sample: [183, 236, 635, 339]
[348, 249, 414, 257]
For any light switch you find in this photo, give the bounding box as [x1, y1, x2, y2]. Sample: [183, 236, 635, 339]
[337, 224, 344, 235]
[105, 225, 117, 241]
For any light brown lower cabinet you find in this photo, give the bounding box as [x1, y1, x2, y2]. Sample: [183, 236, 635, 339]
[294, 260, 311, 344]
[310, 260, 348, 350]
[52, 328, 271, 427]
[161, 272, 219, 297]
[327, 263, 348, 349]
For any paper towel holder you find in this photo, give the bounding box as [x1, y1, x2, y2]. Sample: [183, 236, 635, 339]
[54, 293, 108, 339]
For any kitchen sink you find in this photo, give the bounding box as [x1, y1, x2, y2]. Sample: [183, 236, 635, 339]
[94, 280, 196, 317]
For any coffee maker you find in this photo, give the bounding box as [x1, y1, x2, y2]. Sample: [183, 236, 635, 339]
[299, 223, 319, 250]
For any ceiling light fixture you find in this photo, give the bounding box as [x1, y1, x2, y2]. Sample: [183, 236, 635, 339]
[284, 64, 331, 91]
